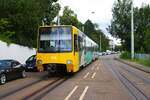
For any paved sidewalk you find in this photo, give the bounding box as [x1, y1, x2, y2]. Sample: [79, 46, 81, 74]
[115, 58, 150, 73]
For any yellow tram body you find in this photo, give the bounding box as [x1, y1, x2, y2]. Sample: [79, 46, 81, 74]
[36, 26, 79, 73]
[36, 25, 98, 73]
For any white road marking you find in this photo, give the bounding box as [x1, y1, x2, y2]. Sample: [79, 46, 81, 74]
[91, 72, 96, 79]
[79, 86, 89, 100]
[83, 72, 90, 79]
[64, 85, 78, 100]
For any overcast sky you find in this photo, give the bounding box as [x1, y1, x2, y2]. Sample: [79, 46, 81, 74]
[58, 0, 150, 44]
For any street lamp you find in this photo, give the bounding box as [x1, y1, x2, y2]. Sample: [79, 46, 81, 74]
[131, 0, 134, 59]
[91, 11, 102, 52]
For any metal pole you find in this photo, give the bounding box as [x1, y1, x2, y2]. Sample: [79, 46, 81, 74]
[82, 26, 84, 32]
[131, 0, 134, 59]
[100, 35, 101, 52]
[42, 20, 44, 26]
[57, 15, 60, 25]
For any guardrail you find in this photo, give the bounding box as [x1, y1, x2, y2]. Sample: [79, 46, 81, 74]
[135, 54, 150, 60]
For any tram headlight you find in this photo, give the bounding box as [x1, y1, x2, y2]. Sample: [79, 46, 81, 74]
[37, 60, 42, 64]
[67, 60, 72, 64]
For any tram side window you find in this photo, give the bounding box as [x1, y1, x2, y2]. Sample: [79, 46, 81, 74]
[84, 39, 86, 53]
[74, 34, 78, 52]
[78, 36, 83, 51]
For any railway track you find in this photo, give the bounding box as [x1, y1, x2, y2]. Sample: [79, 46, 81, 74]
[102, 59, 150, 100]
[0, 60, 97, 100]
[0, 74, 48, 98]
[115, 58, 150, 74]
[23, 77, 68, 100]
[118, 71, 150, 100]
[118, 64, 150, 84]
[1, 75, 69, 100]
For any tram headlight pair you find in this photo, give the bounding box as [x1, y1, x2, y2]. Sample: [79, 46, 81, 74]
[37, 60, 42, 64]
[67, 60, 72, 64]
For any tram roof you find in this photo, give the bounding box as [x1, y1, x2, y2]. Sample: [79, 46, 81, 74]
[39, 25, 72, 27]
[39, 25, 99, 46]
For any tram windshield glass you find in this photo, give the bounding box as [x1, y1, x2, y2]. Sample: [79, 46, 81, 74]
[39, 27, 72, 52]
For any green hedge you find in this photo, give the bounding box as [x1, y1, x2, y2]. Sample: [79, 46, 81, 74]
[120, 51, 150, 67]
[120, 51, 131, 59]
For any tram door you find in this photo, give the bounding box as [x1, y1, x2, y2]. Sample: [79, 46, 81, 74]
[74, 34, 79, 71]
[78, 35, 84, 66]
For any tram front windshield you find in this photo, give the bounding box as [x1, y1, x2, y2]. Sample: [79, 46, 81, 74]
[38, 27, 72, 52]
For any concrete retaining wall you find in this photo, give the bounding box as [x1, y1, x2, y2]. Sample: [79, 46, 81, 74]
[0, 41, 36, 64]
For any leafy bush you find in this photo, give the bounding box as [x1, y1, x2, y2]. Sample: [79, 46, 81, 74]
[120, 51, 131, 59]
[0, 0, 60, 47]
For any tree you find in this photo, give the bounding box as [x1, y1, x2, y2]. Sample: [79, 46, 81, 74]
[134, 5, 150, 53]
[0, 0, 60, 47]
[96, 30, 109, 51]
[84, 20, 95, 37]
[84, 20, 109, 51]
[144, 29, 150, 52]
[108, 0, 150, 53]
[0, 18, 15, 43]
[108, 0, 132, 51]
[60, 6, 80, 27]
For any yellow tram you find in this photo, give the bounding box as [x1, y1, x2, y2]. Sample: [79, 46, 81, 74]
[36, 25, 98, 74]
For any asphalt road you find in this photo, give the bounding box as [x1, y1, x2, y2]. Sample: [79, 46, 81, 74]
[0, 54, 149, 100]
[101, 55, 150, 100]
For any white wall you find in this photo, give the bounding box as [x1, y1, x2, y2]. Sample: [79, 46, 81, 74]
[0, 41, 36, 64]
